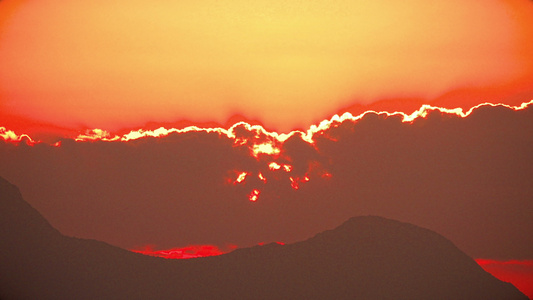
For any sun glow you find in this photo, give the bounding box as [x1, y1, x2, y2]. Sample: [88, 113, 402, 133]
[75, 129, 117, 142]
[234, 172, 248, 184]
[1, 0, 532, 132]
[289, 175, 310, 190]
[252, 142, 281, 158]
[283, 165, 293, 173]
[249, 189, 260, 202]
[268, 162, 282, 170]
[258, 173, 267, 183]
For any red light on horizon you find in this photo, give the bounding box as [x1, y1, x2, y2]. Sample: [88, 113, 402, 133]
[129, 247, 532, 298]
[131, 244, 229, 259]
[475, 259, 533, 298]
[257, 241, 285, 246]
[476, 259, 533, 267]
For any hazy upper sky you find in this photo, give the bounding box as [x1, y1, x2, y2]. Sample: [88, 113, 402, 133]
[1, 0, 532, 131]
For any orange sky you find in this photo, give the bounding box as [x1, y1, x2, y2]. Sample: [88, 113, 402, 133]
[1, 0, 533, 133]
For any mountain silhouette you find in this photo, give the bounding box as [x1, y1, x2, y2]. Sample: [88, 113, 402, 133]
[0, 176, 527, 299]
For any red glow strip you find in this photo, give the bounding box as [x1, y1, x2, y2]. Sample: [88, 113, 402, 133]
[131, 244, 233, 259]
[475, 259, 533, 299]
[476, 259, 533, 266]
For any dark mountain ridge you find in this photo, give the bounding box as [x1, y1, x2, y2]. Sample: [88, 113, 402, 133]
[0, 176, 527, 299]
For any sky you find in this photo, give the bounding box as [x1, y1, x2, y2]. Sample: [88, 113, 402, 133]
[1, 0, 533, 297]
[0, 0, 532, 136]
[2, 102, 533, 297]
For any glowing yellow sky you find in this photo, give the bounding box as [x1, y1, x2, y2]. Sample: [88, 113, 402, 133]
[0, 0, 532, 131]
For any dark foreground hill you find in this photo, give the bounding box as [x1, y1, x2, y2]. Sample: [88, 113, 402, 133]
[0, 176, 527, 299]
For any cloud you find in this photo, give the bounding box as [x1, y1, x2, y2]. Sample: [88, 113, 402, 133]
[0, 102, 532, 260]
[0, 127, 36, 145]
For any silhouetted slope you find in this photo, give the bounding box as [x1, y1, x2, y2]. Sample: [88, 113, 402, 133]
[0, 176, 527, 299]
[213, 216, 527, 299]
[0, 176, 153, 299]
[0, 175, 64, 298]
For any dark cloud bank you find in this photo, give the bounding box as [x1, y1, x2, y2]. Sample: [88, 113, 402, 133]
[1, 104, 532, 260]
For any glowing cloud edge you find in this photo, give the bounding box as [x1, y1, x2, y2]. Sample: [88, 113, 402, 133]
[1, 100, 532, 146]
